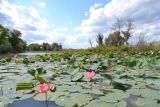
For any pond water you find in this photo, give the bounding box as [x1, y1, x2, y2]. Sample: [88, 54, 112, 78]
[8, 98, 59, 107]
[18, 52, 48, 56]
[7, 94, 138, 107]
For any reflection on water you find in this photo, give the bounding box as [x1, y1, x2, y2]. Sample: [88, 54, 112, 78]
[18, 52, 47, 56]
[7, 98, 59, 107]
[126, 95, 140, 107]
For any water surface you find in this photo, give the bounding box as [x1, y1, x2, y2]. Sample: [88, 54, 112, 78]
[7, 98, 59, 107]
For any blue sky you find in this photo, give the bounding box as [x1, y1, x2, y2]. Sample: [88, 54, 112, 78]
[0, 0, 160, 48]
[9, 0, 107, 28]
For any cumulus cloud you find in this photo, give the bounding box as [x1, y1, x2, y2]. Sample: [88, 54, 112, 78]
[1, 0, 159, 49]
[0, 0, 90, 49]
[37, 2, 46, 8]
[0, 0, 49, 31]
[0, 0, 68, 46]
[76, 0, 160, 43]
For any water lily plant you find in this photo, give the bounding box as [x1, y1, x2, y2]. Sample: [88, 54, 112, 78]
[86, 71, 96, 96]
[37, 82, 50, 107]
[86, 71, 96, 81]
[108, 67, 112, 74]
[38, 82, 50, 93]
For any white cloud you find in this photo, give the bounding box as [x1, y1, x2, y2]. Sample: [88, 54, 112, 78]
[0, 1, 73, 47]
[2, 0, 159, 49]
[0, 1, 49, 31]
[0, 0, 93, 49]
[37, 2, 46, 8]
[76, 0, 160, 43]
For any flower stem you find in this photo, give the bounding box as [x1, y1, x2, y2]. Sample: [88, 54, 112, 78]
[46, 92, 48, 107]
[91, 80, 92, 97]
[1, 86, 3, 96]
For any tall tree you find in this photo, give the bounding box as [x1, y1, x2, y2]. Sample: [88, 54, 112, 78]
[28, 43, 41, 51]
[42, 42, 50, 51]
[9, 29, 22, 52]
[96, 33, 104, 47]
[105, 31, 124, 46]
[51, 43, 62, 51]
[17, 39, 26, 52]
[121, 19, 134, 45]
[105, 18, 134, 46]
[0, 25, 12, 53]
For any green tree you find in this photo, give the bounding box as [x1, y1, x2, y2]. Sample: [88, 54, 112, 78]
[17, 39, 26, 52]
[51, 43, 62, 51]
[0, 25, 12, 53]
[105, 31, 124, 46]
[122, 19, 134, 45]
[28, 43, 41, 51]
[0, 40, 12, 53]
[105, 18, 134, 46]
[9, 29, 22, 52]
[42, 42, 50, 51]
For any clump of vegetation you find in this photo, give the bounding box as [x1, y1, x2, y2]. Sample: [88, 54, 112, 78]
[0, 25, 26, 54]
[28, 42, 62, 51]
[87, 17, 160, 52]
[0, 24, 62, 54]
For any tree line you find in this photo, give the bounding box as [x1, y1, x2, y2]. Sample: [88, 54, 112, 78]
[90, 17, 160, 51]
[89, 18, 134, 48]
[28, 42, 62, 51]
[0, 25, 62, 54]
[0, 25, 26, 53]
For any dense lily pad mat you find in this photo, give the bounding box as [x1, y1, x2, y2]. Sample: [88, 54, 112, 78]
[0, 51, 160, 107]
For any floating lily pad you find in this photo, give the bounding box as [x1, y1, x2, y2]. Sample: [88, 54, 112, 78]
[79, 89, 103, 95]
[71, 72, 84, 82]
[116, 100, 127, 107]
[99, 92, 129, 103]
[55, 93, 93, 107]
[70, 93, 93, 106]
[55, 96, 77, 107]
[134, 98, 159, 107]
[56, 85, 82, 92]
[87, 100, 115, 107]
[34, 91, 69, 101]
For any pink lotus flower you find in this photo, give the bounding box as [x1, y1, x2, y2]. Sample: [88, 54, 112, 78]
[88, 55, 97, 60]
[38, 83, 50, 93]
[86, 71, 96, 81]
[108, 67, 112, 73]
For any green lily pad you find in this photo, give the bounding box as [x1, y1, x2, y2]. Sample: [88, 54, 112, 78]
[55, 93, 92, 107]
[116, 100, 127, 107]
[0, 96, 13, 107]
[79, 89, 103, 95]
[33, 91, 69, 101]
[141, 89, 160, 100]
[134, 98, 159, 107]
[71, 72, 84, 82]
[55, 96, 77, 107]
[87, 100, 115, 107]
[127, 89, 142, 96]
[99, 92, 129, 103]
[56, 85, 82, 92]
[70, 93, 93, 106]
